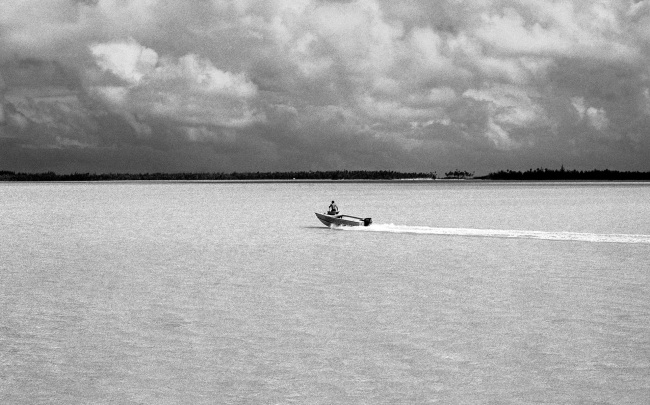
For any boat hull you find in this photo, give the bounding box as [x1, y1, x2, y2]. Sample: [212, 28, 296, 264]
[315, 212, 372, 227]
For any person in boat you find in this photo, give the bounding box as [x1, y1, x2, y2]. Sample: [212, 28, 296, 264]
[328, 201, 339, 215]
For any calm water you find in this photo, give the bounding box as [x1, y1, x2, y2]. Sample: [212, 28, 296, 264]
[1, 181, 649, 404]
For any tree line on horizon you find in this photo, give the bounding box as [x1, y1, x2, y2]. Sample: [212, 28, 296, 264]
[0, 170, 436, 181]
[480, 167, 650, 181]
[2, 168, 650, 181]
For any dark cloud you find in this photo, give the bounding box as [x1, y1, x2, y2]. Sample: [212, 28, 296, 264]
[1, 0, 650, 174]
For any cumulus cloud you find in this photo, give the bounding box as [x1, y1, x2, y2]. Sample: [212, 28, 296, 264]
[90, 39, 260, 128]
[91, 39, 158, 85]
[572, 97, 610, 131]
[1, 0, 650, 173]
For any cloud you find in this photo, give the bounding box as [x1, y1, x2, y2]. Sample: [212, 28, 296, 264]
[572, 96, 609, 131]
[90, 39, 260, 127]
[1, 0, 650, 173]
[91, 39, 158, 85]
[475, 7, 573, 57]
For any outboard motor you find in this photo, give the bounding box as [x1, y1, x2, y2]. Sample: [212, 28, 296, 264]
[363, 218, 373, 226]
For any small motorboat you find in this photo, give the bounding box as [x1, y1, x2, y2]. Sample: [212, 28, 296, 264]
[315, 212, 373, 227]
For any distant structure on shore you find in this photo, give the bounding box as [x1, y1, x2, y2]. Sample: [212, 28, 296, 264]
[443, 170, 474, 179]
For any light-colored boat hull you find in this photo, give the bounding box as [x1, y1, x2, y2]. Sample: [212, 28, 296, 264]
[315, 212, 372, 227]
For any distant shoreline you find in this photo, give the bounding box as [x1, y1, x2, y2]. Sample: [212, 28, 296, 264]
[0, 170, 435, 182]
[2, 169, 650, 182]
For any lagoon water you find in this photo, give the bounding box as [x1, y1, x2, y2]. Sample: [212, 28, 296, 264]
[1, 181, 650, 404]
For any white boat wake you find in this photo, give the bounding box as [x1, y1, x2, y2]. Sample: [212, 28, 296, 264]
[340, 223, 650, 244]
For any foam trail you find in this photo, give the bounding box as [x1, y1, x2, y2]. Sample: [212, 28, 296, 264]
[344, 224, 650, 244]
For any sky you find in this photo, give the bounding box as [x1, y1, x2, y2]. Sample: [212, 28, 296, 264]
[2, 0, 650, 174]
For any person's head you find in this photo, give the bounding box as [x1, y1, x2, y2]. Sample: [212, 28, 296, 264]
[331, 201, 335, 203]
